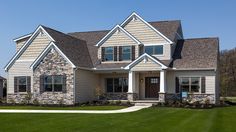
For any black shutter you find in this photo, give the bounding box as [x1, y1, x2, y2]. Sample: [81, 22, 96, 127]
[114, 46, 117, 61]
[119, 46, 122, 61]
[131, 46, 135, 61]
[26, 76, 31, 93]
[40, 75, 44, 93]
[201, 77, 206, 93]
[62, 75, 67, 93]
[101, 47, 105, 61]
[175, 77, 179, 93]
[14, 77, 18, 93]
[139, 45, 144, 56]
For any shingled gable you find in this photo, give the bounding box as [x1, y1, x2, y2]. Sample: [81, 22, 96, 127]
[125, 53, 168, 70]
[120, 12, 174, 44]
[4, 25, 55, 71]
[30, 42, 76, 69]
[95, 25, 141, 47]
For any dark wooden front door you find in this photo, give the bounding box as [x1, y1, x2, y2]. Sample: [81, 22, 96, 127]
[145, 77, 160, 98]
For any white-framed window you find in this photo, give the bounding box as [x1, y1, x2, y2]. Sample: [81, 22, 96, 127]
[121, 46, 131, 60]
[144, 45, 163, 55]
[104, 47, 114, 61]
[180, 77, 200, 93]
[44, 75, 64, 92]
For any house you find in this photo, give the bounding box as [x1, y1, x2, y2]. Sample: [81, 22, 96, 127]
[4, 12, 219, 105]
[0, 76, 6, 98]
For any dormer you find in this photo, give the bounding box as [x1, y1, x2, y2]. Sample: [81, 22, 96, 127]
[120, 12, 174, 60]
[96, 25, 142, 63]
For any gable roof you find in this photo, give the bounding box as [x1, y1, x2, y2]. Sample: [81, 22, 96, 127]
[120, 12, 174, 44]
[95, 25, 141, 47]
[68, 20, 181, 66]
[0, 76, 6, 80]
[4, 25, 55, 71]
[5, 25, 93, 71]
[38, 26, 93, 68]
[13, 33, 32, 42]
[30, 42, 76, 69]
[125, 53, 168, 70]
[170, 38, 219, 69]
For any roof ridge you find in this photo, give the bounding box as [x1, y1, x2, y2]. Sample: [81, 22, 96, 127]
[68, 30, 109, 34]
[148, 20, 181, 23]
[184, 37, 219, 40]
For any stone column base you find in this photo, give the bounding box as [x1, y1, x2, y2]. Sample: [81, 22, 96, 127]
[127, 93, 138, 101]
[158, 92, 166, 103]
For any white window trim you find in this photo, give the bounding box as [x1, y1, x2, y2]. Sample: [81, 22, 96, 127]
[144, 45, 164, 56]
[16, 76, 28, 93]
[121, 46, 132, 61]
[179, 76, 202, 94]
[103, 47, 114, 62]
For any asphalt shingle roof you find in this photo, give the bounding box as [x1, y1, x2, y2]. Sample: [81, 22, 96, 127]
[170, 38, 219, 69]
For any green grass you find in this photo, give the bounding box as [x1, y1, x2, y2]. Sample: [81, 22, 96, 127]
[0, 105, 126, 110]
[0, 106, 236, 132]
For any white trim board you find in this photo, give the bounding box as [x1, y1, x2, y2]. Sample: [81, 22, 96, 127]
[120, 12, 173, 44]
[95, 25, 141, 47]
[4, 25, 55, 71]
[30, 42, 76, 69]
[13, 33, 32, 42]
[124, 53, 168, 70]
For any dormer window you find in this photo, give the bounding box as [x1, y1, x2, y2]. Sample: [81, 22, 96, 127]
[104, 47, 114, 61]
[145, 45, 163, 55]
[121, 46, 131, 60]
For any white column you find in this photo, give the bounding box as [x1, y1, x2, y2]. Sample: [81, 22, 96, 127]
[128, 71, 135, 93]
[160, 70, 166, 93]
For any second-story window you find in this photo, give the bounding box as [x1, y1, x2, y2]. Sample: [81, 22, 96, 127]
[145, 45, 163, 55]
[104, 47, 114, 61]
[121, 46, 131, 60]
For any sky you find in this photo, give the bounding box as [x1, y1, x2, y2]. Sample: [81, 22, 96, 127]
[0, 0, 235, 77]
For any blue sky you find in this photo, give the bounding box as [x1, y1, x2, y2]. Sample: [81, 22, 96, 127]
[0, 0, 235, 77]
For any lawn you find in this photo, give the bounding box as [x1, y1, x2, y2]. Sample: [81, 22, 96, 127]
[0, 105, 126, 110]
[0, 106, 236, 132]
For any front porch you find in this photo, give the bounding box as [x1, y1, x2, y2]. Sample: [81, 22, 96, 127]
[127, 70, 167, 102]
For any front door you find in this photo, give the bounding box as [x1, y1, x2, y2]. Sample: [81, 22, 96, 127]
[145, 77, 160, 98]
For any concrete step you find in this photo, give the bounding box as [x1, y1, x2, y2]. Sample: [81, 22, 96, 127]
[134, 103, 153, 106]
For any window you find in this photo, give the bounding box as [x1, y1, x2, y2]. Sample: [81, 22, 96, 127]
[104, 47, 114, 61]
[150, 78, 159, 84]
[44, 75, 63, 92]
[180, 77, 200, 93]
[18, 77, 27, 92]
[145, 45, 163, 55]
[14, 76, 30, 93]
[121, 46, 131, 60]
[106, 78, 128, 93]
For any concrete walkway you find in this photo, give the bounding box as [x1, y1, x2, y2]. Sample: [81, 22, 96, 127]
[0, 105, 151, 114]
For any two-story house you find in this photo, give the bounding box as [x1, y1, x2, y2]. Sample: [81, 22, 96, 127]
[5, 13, 219, 105]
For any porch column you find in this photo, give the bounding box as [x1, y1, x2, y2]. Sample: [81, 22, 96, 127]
[127, 71, 136, 101]
[159, 70, 166, 102]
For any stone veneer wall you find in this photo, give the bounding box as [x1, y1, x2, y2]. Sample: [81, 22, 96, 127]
[7, 49, 75, 105]
[33, 49, 75, 105]
[165, 93, 215, 104]
[101, 93, 128, 100]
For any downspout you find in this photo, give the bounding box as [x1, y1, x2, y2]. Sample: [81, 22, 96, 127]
[73, 67, 78, 105]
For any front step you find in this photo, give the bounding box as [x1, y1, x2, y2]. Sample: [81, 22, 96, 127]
[134, 103, 153, 106]
[132, 100, 160, 106]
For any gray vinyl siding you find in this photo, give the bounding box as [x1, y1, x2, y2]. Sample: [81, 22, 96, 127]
[16, 37, 29, 51]
[18, 33, 51, 60]
[7, 61, 33, 93]
[166, 70, 216, 94]
[131, 58, 162, 71]
[123, 18, 169, 44]
[75, 69, 100, 103]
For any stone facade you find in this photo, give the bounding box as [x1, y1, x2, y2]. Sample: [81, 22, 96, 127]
[101, 93, 128, 100]
[165, 93, 215, 104]
[32, 48, 75, 105]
